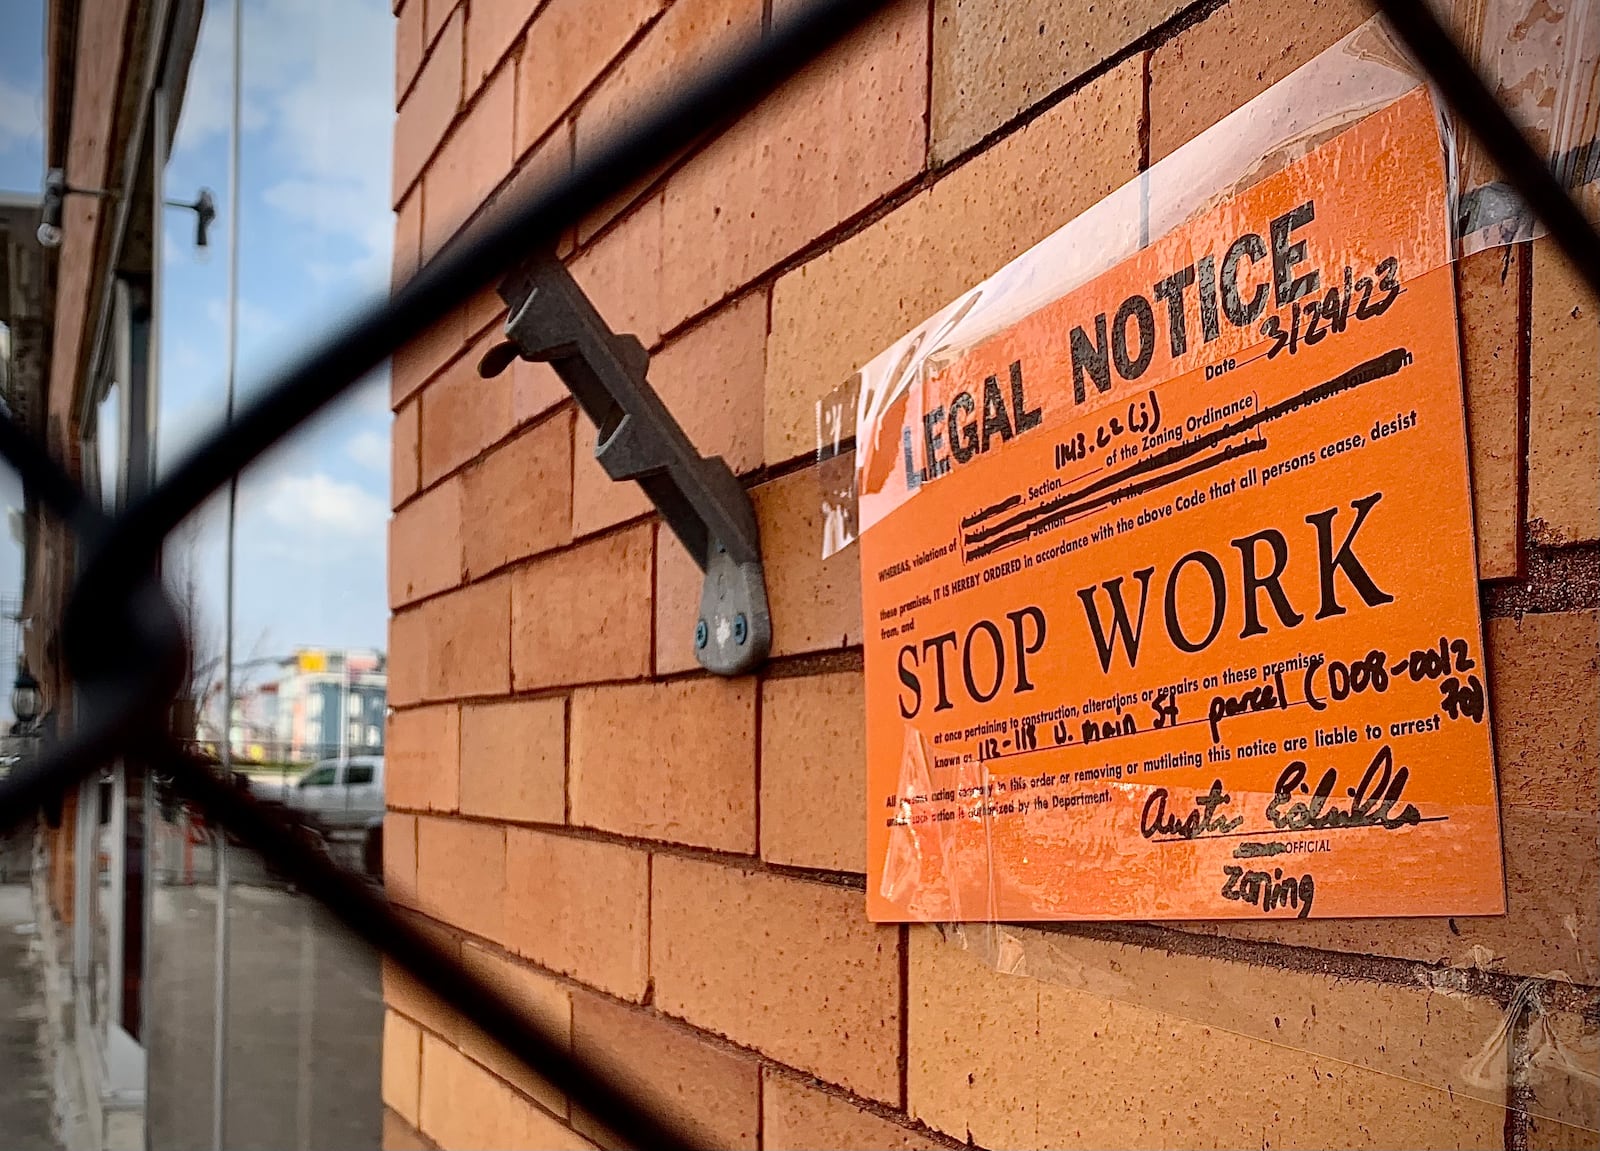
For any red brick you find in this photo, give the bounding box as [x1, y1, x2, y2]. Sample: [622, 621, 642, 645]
[422, 61, 516, 260]
[1491, 610, 1600, 813]
[457, 941, 572, 1116]
[569, 678, 756, 852]
[1147, 0, 1369, 162]
[459, 696, 566, 825]
[1529, 236, 1600, 544]
[659, 0, 928, 323]
[461, 412, 574, 579]
[503, 829, 649, 1001]
[570, 193, 665, 348]
[396, 0, 425, 106]
[651, 290, 765, 474]
[420, 330, 514, 486]
[462, 282, 506, 343]
[571, 286, 768, 537]
[389, 476, 463, 607]
[389, 611, 427, 707]
[394, 189, 422, 288]
[436, 576, 512, 700]
[392, 576, 512, 703]
[383, 1011, 423, 1127]
[422, 0, 455, 45]
[510, 526, 654, 690]
[415, 816, 506, 944]
[577, 169, 664, 249]
[651, 857, 901, 1102]
[570, 993, 761, 1150]
[569, 436, 652, 539]
[762, 1072, 941, 1151]
[907, 926, 1506, 1149]
[760, 672, 866, 872]
[513, 358, 569, 427]
[572, 0, 762, 171]
[393, 306, 469, 408]
[765, 59, 1141, 463]
[394, 7, 463, 202]
[465, 0, 537, 93]
[383, 927, 466, 1043]
[393, 398, 420, 508]
[419, 1035, 593, 1151]
[388, 705, 461, 813]
[384, 813, 419, 906]
[754, 468, 862, 656]
[516, 0, 664, 155]
[653, 529, 703, 675]
[381, 1109, 431, 1151]
[930, 0, 1187, 164]
[1457, 244, 1525, 579]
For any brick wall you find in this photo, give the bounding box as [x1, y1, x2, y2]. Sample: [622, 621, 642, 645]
[385, 1, 1599, 1147]
[32, 0, 143, 927]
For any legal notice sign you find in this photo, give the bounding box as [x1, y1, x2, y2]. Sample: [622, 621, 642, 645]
[858, 88, 1506, 923]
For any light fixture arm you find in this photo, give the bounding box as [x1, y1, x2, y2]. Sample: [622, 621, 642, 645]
[164, 187, 217, 249]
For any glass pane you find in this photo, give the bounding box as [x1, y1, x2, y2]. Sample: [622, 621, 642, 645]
[150, 0, 394, 1144]
[147, 771, 220, 1147]
[95, 383, 121, 514]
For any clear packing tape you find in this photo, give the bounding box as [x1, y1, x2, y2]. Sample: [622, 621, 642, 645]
[812, 2, 1600, 1132]
[890, 727, 1598, 1132]
[815, 4, 1600, 556]
[932, 915, 1600, 1134]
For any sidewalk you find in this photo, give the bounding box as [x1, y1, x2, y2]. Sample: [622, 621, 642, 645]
[0, 884, 65, 1151]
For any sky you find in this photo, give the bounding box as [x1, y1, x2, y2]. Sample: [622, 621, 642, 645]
[0, 0, 396, 685]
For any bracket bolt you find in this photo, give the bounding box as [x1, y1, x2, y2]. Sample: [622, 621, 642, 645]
[733, 613, 748, 646]
[695, 619, 709, 649]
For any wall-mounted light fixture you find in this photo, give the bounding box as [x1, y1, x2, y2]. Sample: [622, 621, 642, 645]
[36, 167, 112, 249]
[37, 168, 217, 251]
[165, 187, 216, 249]
[11, 665, 41, 730]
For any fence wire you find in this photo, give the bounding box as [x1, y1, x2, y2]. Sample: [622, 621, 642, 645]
[2, 1, 1596, 1148]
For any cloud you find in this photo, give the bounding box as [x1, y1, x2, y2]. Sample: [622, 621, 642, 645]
[262, 177, 391, 290]
[174, 0, 273, 145]
[0, 75, 42, 148]
[156, 0, 396, 657]
[346, 371, 391, 418]
[251, 471, 386, 540]
[344, 428, 388, 471]
[159, 389, 222, 474]
[202, 296, 284, 361]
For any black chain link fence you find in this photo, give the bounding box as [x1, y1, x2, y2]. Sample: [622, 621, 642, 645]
[2, 2, 1595, 1147]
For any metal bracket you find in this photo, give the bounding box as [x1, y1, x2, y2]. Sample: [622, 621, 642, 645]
[478, 254, 770, 676]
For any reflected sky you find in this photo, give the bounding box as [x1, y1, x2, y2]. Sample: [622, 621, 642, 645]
[160, 0, 394, 666]
[0, 0, 394, 687]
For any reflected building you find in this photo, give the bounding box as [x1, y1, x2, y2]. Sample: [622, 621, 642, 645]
[271, 648, 387, 763]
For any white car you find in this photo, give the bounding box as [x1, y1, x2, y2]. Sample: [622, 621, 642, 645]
[278, 756, 385, 834]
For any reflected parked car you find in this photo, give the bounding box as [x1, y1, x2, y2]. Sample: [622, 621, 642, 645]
[252, 756, 385, 836]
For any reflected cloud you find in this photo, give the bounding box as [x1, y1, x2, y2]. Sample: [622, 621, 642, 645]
[0, 75, 42, 149]
[344, 429, 388, 472]
[251, 471, 386, 541]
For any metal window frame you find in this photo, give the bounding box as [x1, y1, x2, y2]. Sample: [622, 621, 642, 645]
[1, 2, 1596, 1148]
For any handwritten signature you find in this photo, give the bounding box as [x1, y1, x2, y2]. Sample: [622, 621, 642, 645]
[1140, 744, 1436, 843]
